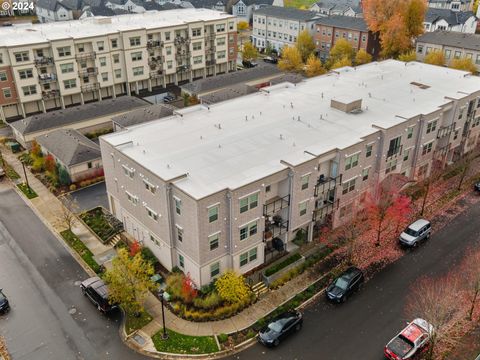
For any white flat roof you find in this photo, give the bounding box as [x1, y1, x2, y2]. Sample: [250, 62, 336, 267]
[0, 9, 233, 47]
[103, 60, 480, 199]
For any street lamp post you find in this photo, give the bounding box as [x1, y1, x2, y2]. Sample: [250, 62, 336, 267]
[159, 289, 169, 340]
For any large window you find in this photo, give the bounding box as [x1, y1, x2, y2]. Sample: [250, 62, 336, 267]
[240, 247, 257, 267]
[192, 28, 202, 37]
[342, 178, 356, 195]
[387, 136, 402, 157]
[133, 66, 144, 76]
[176, 225, 183, 242]
[407, 126, 414, 139]
[239, 193, 258, 213]
[299, 201, 308, 216]
[174, 197, 182, 215]
[422, 141, 433, 155]
[210, 262, 220, 278]
[0, 72, 6, 81]
[385, 159, 397, 174]
[130, 37, 141, 46]
[63, 79, 77, 89]
[365, 144, 373, 157]
[22, 85, 37, 96]
[345, 153, 359, 170]
[18, 69, 33, 79]
[208, 205, 218, 223]
[301, 174, 310, 190]
[146, 207, 158, 221]
[14, 52, 29, 62]
[192, 42, 202, 51]
[426, 120, 437, 134]
[216, 24, 225, 32]
[57, 46, 71, 57]
[209, 233, 219, 251]
[178, 254, 184, 268]
[239, 220, 257, 241]
[362, 167, 369, 181]
[131, 52, 142, 61]
[60, 63, 74, 73]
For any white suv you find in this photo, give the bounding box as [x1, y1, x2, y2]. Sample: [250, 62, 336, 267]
[399, 219, 431, 247]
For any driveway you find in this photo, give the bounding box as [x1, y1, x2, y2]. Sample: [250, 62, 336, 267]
[0, 186, 148, 360]
[228, 195, 480, 360]
[65, 182, 109, 212]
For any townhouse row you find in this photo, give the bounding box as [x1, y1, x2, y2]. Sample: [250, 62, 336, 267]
[0, 9, 237, 121]
[100, 60, 480, 286]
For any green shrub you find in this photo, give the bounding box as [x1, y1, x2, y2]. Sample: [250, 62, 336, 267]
[265, 253, 302, 277]
[166, 272, 184, 300]
[193, 292, 222, 310]
[32, 156, 45, 172]
[246, 329, 256, 339]
[140, 247, 158, 265]
[217, 333, 228, 343]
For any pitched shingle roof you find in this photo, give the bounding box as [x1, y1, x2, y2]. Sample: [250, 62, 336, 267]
[425, 8, 476, 26]
[417, 30, 480, 51]
[315, 15, 368, 31]
[36, 128, 101, 167]
[232, 0, 274, 6]
[11, 96, 149, 135]
[112, 104, 175, 128]
[254, 6, 319, 21]
[313, 0, 361, 13]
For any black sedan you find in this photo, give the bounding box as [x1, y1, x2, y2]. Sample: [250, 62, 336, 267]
[326, 267, 364, 303]
[258, 310, 303, 347]
[0, 288, 10, 314]
[263, 56, 278, 64]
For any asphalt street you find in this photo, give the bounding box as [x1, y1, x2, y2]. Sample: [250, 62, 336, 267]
[231, 196, 480, 360]
[0, 185, 148, 360]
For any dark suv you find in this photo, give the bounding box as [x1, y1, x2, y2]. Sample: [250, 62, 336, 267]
[326, 267, 364, 303]
[0, 288, 10, 314]
[258, 310, 303, 347]
[80, 277, 117, 313]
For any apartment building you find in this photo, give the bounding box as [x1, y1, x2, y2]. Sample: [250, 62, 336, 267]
[314, 15, 380, 61]
[0, 9, 237, 121]
[251, 6, 319, 51]
[427, 0, 474, 11]
[309, 0, 362, 17]
[100, 60, 480, 286]
[424, 8, 477, 33]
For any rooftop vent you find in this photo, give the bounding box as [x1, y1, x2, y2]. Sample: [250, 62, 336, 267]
[410, 81, 430, 90]
[330, 96, 362, 114]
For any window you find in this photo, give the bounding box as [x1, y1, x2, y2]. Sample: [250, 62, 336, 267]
[122, 165, 134, 178]
[362, 167, 369, 181]
[342, 178, 356, 195]
[113, 54, 120, 64]
[454, 51, 461, 59]
[165, 32, 171, 41]
[239, 193, 258, 213]
[166, 46, 172, 55]
[57, 47, 71, 57]
[422, 141, 433, 155]
[444, 49, 451, 59]
[426, 120, 437, 134]
[345, 153, 359, 170]
[0, 72, 6, 81]
[174, 197, 182, 215]
[0, 54, 3, 64]
[229, 21, 234, 30]
[453, 129, 459, 140]
[192, 28, 202, 37]
[339, 203, 353, 218]
[208, 205, 218, 223]
[365, 144, 373, 157]
[18, 69, 33, 79]
[101, 72, 108, 81]
[216, 24, 225, 32]
[150, 233, 160, 247]
[78, 44, 85, 52]
[133, 66, 144, 76]
[217, 51, 226, 59]
[97, 57, 106, 67]
[125, 191, 138, 205]
[209, 233, 219, 250]
[216, 37, 226, 46]
[131, 52, 142, 61]
[22, 85, 37, 96]
[385, 159, 397, 174]
[63, 79, 76, 89]
[240, 247, 257, 267]
[143, 180, 156, 194]
[176, 225, 183, 242]
[146, 207, 158, 221]
[178, 254, 184, 268]
[130, 37, 141, 46]
[476, 55, 480, 65]
[97, 41, 104, 51]
[301, 174, 310, 190]
[60, 63, 74, 73]
[387, 136, 401, 156]
[240, 220, 257, 241]
[265, 185, 271, 192]
[407, 126, 414, 139]
[210, 262, 220, 278]
[167, 61, 173, 69]
[111, 39, 118, 48]
[114, 69, 121, 78]
[403, 149, 410, 161]
[15, 52, 29, 62]
[193, 42, 202, 51]
[299, 201, 308, 216]
[2, 88, 11, 98]
[193, 56, 202, 64]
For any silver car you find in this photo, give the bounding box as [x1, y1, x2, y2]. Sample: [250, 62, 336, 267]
[399, 219, 431, 247]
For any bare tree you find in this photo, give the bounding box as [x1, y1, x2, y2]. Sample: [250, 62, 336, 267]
[456, 151, 475, 190]
[405, 275, 463, 360]
[57, 194, 79, 231]
[419, 161, 443, 216]
[459, 248, 480, 321]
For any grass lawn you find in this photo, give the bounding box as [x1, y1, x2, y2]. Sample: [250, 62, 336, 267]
[152, 329, 219, 354]
[284, 0, 316, 9]
[80, 208, 115, 242]
[125, 310, 153, 335]
[60, 229, 102, 274]
[17, 183, 38, 199]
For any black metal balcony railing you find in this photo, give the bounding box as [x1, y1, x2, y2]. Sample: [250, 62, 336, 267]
[149, 70, 164, 78]
[78, 68, 98, 77]
[263, 219, 289, 241]
[205, 47, 216, 54]
[386, 144, 403, 159]
[206, 59, 216, 66]
[75, 51, 96, 60]
[312, 202, 335, 223]
[176, 64, 190, 72]
[34, 56, 54, 66]
[42, 89, 60, 100]
[38, 73, 57, 83]
[263, 194, 290, 217]
[147, 40, 164, 48]
[437, 122, 456, 139]
[174, 36, 190, 45]
[175, 53, 191, 61]
[314, 174, 340, 197]
[205, 33, 216, 40]
[81, 83, 99, 92]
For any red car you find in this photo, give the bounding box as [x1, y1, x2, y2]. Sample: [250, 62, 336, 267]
[384, 318, 433, 359]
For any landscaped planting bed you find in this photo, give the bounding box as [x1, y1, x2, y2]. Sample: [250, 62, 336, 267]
[79, 207, 118, 243]
[264, 252, 302, 277]
[60, 229, 102, 274]
[17, 183, 38, 199]
[151, 329, 219, 354]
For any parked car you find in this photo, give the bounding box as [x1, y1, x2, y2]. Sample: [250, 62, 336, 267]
[258, 310, 303, 347]
[384, 318, 433, 359]
[80, 277, 117, 313]
[163, 92, 176, 103]
[242, 60, 258, 68]
[326, 267, 364, 303]
[399, 219, 431, 247]
[0, 288, 10, 314]
[0, 168, 5, 180]
[263, 56, 278, 64]
[474, 182, 480, 193]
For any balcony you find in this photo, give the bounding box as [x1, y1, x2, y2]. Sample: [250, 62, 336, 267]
[34, 56, 54, 66]
[312, 201, 335, 223]
[206, 59, 216, 66]
[75, 51, 96, 60]
[205, 46, 216, 54]
[386, 144, 403, 159]
[147, 40, 164, 49]
[314, 174, 340, 197]
[263, 194, 290, 217]
[149, 70, 164, 79]
[437, 122, 456, 139]
[263, 217, 289, 241]
[176, 64, 190, 72]
[174, 36, 190, 45]
[148, 56, 163, 66]
[175, 52, 191, 61]
[38, 73, 57, 84]
[42, 89, 60, 100]
[205, 33, 216, 40]
[81, 83, 99, 92]
[78, 68, 98, 77]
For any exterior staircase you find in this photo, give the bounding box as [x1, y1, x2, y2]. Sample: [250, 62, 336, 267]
[108, 233, 122, 247]
[252, 282, 269, 298]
